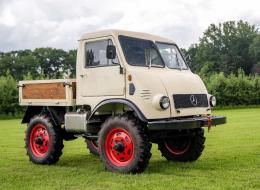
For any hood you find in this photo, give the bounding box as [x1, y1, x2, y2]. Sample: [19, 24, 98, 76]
[157, 69, 208, 95]
[127, 67, 210, 119]
[156, 69, 210, 117]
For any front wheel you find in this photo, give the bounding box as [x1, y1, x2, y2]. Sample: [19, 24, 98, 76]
[25, 115, 64, 164]
[98, 116, 152, 173]
[158, 128, 205, 162]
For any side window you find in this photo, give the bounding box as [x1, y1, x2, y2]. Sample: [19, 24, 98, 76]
[85, 39, 119, 67]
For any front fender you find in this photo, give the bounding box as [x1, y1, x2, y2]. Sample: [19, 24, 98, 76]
[88, 98, 147, 122]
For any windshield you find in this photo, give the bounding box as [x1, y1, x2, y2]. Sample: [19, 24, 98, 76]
[156, 42, 188, 69]
[119, 35, 164, 67]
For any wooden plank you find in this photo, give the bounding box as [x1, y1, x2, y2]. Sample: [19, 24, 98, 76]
[22, 82, 66, 99]
[72, 82, 76, 99]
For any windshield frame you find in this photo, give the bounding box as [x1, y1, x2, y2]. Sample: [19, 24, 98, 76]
[155, 41, 189, 70]
[118, 35, 166, 68]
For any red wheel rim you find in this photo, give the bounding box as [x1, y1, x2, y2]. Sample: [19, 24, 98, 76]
[90, 140, 99, 150]
[164, 139, 191, 155]
[105, 128, 134, 167]
[29, 124, 50, 157]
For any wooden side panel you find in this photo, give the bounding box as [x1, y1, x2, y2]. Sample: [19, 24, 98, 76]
[22, 83, 66, 99]
[72, 82, 76, 99]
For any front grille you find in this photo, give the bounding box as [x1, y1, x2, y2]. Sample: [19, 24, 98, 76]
[173, 94, 208, 109]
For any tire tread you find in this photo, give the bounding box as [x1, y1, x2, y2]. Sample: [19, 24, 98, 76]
[25, 114, 64, 165]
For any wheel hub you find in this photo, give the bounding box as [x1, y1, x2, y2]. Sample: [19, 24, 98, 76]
[113, 141, 125, 152]
[29, 124, 49, 157]
[34, 136, 44, 145]
[105, 128, 134, 166]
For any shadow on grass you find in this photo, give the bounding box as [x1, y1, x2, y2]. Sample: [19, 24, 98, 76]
[58, 154, 100, 167]
[54, 153, 237, 174]
[46, 135, 257, 174]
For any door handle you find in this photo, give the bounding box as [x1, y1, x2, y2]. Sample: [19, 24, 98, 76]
[80, 74, 87, 77]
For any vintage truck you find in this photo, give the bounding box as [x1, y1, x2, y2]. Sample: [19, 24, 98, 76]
[19, 29, 226, 173]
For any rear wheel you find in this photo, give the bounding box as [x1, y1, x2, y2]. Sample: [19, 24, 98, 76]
[158, 128, 205, 162]
[98, 116, 151, 173]
[85, 139, 99, 156]
[25, 115, 64, 164]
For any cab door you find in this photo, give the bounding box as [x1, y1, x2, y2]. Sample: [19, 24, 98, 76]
[78, 37, 125, 97]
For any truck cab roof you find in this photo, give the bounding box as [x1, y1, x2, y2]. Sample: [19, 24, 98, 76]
[79, 29, 176, 44]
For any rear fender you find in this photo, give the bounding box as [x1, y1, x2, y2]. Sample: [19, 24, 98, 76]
[22, 106, 65, 126]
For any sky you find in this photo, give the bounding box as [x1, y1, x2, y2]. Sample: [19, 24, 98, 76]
[0, 0, 259, 52]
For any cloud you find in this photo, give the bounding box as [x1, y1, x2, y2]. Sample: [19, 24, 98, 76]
[0, 0, 259, 52]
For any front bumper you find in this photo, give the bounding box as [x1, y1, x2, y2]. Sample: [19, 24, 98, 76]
[147, 115, 226, 131]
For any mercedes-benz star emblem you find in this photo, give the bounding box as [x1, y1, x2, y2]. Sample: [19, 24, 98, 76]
[190, 95, 198, 106]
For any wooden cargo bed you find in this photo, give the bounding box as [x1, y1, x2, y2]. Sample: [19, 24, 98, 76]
[19, 79, 76, 106]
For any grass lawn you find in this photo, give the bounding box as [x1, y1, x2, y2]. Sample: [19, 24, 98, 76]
[0, 108, 260, 190]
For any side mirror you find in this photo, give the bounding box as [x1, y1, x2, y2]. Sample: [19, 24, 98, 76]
[106, 45, 116, 59]
[180, 49, 190, 63]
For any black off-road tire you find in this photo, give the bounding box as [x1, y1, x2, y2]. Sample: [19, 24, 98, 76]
[25, 115, 64, 164]
[98, 116, 152, 174]
[85, 139, 99, 156]
[158, 128, 205, 162]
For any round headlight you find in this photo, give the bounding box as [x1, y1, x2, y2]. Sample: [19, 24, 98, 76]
[160, 96, 170, 109]
[210, 96, 216, 107]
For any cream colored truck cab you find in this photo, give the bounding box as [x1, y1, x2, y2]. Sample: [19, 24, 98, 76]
[19, 29, 226, 174]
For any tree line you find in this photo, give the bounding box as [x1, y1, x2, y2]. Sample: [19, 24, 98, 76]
[0, 48, 76, 80]
[0, 49, 77, 116]
[0, 20, 260, 116]
[181, 20, 260, 107]
[183, 20, 260, 75]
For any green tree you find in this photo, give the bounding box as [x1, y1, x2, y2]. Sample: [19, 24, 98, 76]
[64, 49, 77, 78]
[0, 50, 39, 80]
[0, 48, 77, 80]
[249, 34, 260, 74]
[187, 20, 258, 75]
[0, 72, 19, 115]
[0, 55, 13, 77]
[33, 48, 68, 79]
